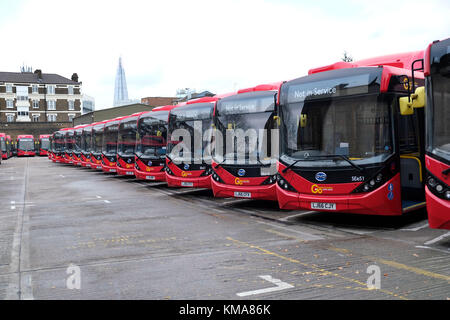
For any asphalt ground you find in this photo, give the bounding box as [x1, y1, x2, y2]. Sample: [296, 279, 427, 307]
[0, 156, 449, 300]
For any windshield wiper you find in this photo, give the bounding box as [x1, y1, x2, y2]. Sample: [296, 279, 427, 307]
[282, 159, 305, 173]
[306, 154, 364, 172]
[282, 154, 364, 173]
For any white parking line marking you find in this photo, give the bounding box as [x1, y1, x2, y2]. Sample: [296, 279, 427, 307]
[96, 195, 102, 199]
[279, 211, 315, 221]
[401, 223, 429, 232]
[237, 275, 294, 297]
[104, 200, 111, 204]
[424, 231, 450, 245]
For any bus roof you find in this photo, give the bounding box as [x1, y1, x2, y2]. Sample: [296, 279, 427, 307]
[17, 135, 34, 139]
[308, 50, 424, 75]
[39, 134, 51, 138]
[236, 82, 283, 94]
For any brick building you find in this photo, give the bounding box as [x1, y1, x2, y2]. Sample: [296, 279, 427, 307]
[0, 70, 82, 124]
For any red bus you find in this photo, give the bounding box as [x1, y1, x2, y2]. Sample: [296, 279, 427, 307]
[47, 135, 53, 160]
[166, 95, 234, 188]
[52, 131, 65, 163]
[135, 105, 177, 181]
[62, 128, 74, 164]
[38, 134, 51, 156]
[422, 38, 450, 229]
[211, 84, 282, 200]
[102, 116, 126, 173]
[17, 135, 36, 157]
[276, 51, 427, 215]
[0, 133, 11, 159]
[80, 124, 94, 167]
[117, 113, 146, 176]
[90, 121, 107, 170]
[72, 125, 87, 166]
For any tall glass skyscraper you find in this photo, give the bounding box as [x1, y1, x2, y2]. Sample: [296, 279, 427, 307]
[113, 57, 129, 107]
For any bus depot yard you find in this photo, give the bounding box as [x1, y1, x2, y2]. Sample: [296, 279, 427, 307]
[0, 156, 449, 300]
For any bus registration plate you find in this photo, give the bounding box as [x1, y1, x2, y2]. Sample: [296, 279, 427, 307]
[146, 176, 155, 180]
[109, 169, 116, 173]
[181, 181, 194, 187]
[126, 171, 134, 175]
[311, 202, 336, 210]
[234, 191, 251, 198]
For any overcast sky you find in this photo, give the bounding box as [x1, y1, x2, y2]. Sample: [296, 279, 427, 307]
[0, 0, 448, 110]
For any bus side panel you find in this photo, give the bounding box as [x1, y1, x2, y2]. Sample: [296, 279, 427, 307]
[426, 187, 450, 229]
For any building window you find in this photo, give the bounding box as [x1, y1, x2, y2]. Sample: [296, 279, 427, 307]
[68, 113, 76, 122]
[6, 99, 14, 108]
[32, 85, 39, 94]
[47, 114, 57, 122]
[6, 84, 13, 93]
[47, 85, 55, 95]
[68, 100, 75, 110]
[6, 114, 15, 122]
[32, 100, 40, 108]
[17, 111, 29, 117]
[32, 114, 40, 122]
[68, 86, 74, 95]
[47, 100, 56, 110]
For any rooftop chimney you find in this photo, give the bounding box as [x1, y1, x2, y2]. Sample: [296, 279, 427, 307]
[71, 73, 79, 83]
[34, 69, 42, 79]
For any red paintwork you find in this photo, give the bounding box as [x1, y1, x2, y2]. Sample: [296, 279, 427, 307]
[425, 156, 450, 229]
[276, 162, 403, 215]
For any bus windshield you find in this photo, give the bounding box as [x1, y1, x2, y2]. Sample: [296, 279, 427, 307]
[427, 42, 450, 161]
[73, 131, 82, 152]
[41, 138, 50, 150]
[92, 125, 104, 154]
[136, 111, 168, 160]
[65, 133, 74, 152]
[103, 122, 119, 156]
[1, 138, 5, 152]
[54, 133, 65, 152]
[18, 138, 35, 151]
[118, 119, 137, 156]
[215, 92, 276, 165]
[82, 129, 92, 153]
[168, 103, 214, 163]
[280, 94, 393, 168]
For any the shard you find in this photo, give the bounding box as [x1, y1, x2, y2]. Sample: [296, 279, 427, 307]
[113, 57, 129, 107]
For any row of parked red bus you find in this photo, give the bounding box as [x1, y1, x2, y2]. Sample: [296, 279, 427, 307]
[47, 38, 449, 230]
[0, 134, 52, 161]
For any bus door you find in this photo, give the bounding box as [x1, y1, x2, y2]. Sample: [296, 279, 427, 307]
[398, 93, 426, 210]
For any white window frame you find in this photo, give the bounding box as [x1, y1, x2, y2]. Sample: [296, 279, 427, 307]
[47, 85, 55, 95]
[68, 100, 75, 110]
[32, 114, 40, 122]
[32, 85, 39, 94]
[6, 113, 15, 122]
[32, 100, 40, 109]
[6, 83, 13, 93]
[47, 114, 57, 122]
[68, 85, 74, 95]
[6, 99, 14, 108]
[47, 100, 56, 110]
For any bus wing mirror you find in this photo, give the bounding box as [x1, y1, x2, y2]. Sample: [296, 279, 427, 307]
[399, 86, 425, 116]
[411, 86, 425, 109]
[300, 114, 307, 127]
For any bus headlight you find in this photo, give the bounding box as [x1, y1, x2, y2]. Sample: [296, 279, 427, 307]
[445, 191, 450, 200]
